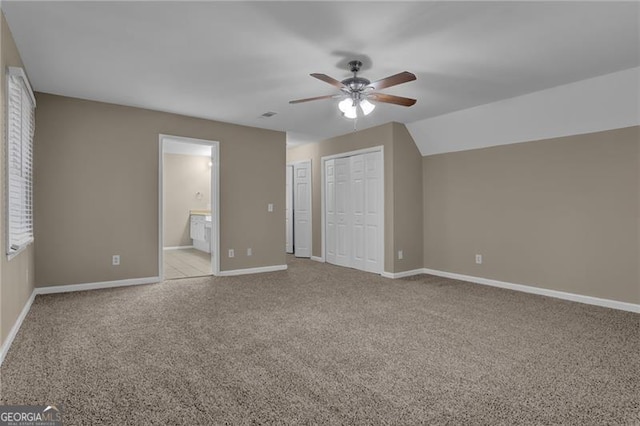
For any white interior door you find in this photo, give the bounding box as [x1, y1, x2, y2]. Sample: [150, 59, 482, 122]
[350, 155, 365, 271]
[293, 161, 311, 258]
[364, 152, 382, 273]
[285, 165, 293, 253]
[325, 159, 336, 264]
[334, 157, 350, 267]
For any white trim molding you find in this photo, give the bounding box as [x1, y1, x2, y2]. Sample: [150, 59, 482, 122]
[381, 269, 425, 279]
[218, 264, 287, 276]
[163, 245, 194, 251]
[0, 290, 35, 366]
[310, 256, 324, 263]
[36, 276, 160, 295]
[421, 268, 640, 313]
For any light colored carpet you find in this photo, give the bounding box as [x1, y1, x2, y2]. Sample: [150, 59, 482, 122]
[1, 256, 638, 424]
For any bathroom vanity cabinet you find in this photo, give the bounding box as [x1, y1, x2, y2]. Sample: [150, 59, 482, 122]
[190, 212, 211, 253]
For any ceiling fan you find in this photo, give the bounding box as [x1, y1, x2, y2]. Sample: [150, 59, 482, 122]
[289, 60, 417, 119]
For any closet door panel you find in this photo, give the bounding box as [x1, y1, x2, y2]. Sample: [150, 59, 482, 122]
[325, 160, 336, 264]
[364, 152, 382, 273]
[334, 158, 351, 267]
[350, 154, 365, 270]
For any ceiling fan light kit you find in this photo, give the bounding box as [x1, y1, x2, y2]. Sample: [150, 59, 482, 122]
[290, 59, 417, 120]
[338, 98, 358, 118]
[337, 97, 375, 119]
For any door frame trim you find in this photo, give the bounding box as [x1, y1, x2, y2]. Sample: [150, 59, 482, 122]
[159, 134, 220, 279]
[320, 146, 384, 270]
[285, 164, 294, 254]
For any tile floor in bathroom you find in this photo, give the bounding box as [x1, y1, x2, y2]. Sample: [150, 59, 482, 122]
[163, 248, 212, 279]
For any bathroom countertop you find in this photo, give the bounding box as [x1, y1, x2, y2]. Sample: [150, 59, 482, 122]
[190, 210, 211, 216]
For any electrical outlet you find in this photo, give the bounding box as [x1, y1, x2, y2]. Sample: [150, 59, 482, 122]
[268, 203, 274, 212]
[112, 255, 120, 266]
[247, 248, 252, 256]
[228, 249, 234, 258]
[475, 254, 482, 264]
[398, 250, 403, 260]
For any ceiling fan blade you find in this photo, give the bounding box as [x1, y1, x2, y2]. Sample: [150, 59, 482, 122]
[369, 93, 417, 107]
[310, 73, 346, 89]
[289, 94, 339, 104]
[367, 71, 416, 90]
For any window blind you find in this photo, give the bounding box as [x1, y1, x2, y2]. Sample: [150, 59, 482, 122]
[6, 67, 36, 258]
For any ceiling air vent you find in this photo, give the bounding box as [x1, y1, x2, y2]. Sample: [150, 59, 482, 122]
[260, 111, 277, 118]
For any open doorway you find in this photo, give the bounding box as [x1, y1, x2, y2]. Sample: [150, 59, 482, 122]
[159, 135, 220, 279]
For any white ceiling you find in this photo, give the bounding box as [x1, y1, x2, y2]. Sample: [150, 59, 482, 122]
[3, 1, 639, 146]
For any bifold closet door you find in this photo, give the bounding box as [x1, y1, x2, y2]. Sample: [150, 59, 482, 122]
[325, 159, 336, 264]
[363, 152, 382, 273]
[350, 155, 366, 271]
[325, 151, 382, 273]
[334, 157, 351, 267]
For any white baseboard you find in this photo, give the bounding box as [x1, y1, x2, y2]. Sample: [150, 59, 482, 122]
[0, 290, 35, 366]
[381, 269, 425, 279]
[218, 264, 287, 276]
[36, 276, 161, 295]
[163, 246, 194, 251]
[422, 268, 640, 313]
[310, 256, 324, 263]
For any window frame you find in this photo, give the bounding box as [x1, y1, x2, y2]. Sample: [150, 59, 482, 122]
[5, 66, 36, 260]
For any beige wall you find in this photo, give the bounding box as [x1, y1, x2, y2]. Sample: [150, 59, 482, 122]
[392, 123, 424, 272]
[163, 154, 210, 248]
[287, 124, 394, 271]
[287, 122, 424, 273]
[34, 93, 285, 287]
[0, 12, 36, 346]
[423, 126, 639, 304]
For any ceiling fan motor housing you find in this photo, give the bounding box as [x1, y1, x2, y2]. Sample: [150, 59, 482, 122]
[341, 77, 371, 92]
[348, 60, 363, 73]
[342, 60, 370, 92]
